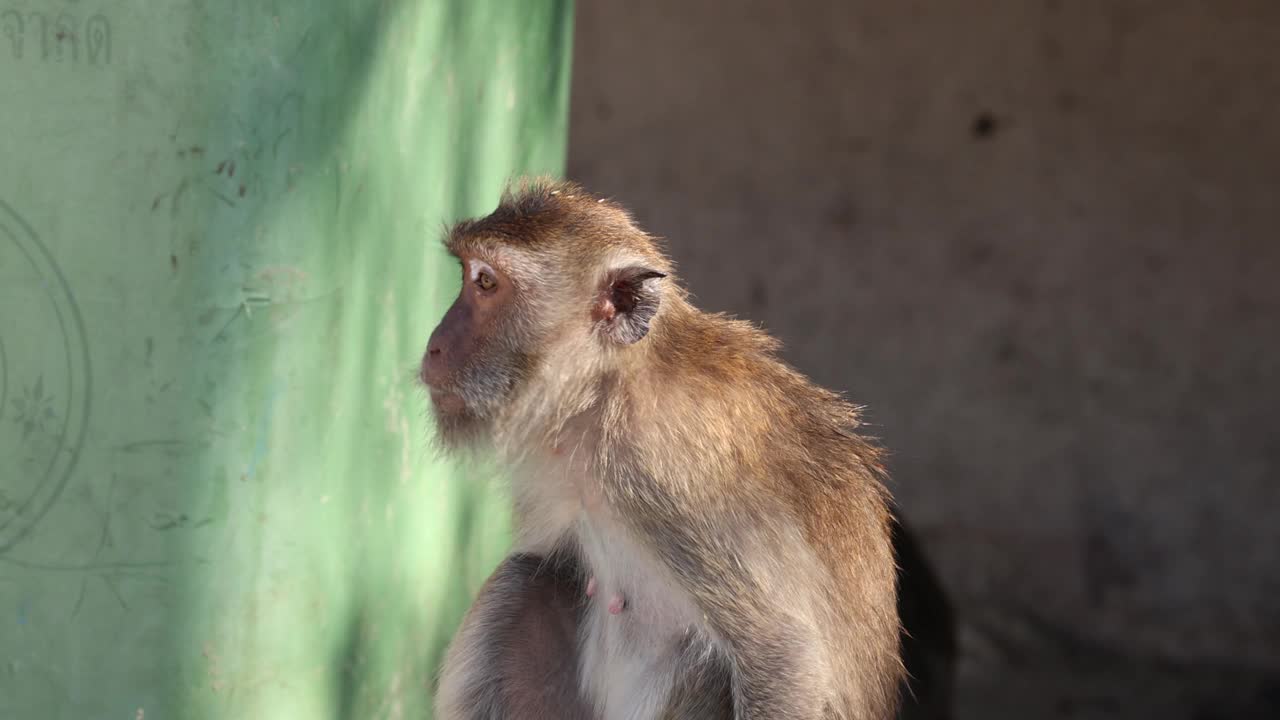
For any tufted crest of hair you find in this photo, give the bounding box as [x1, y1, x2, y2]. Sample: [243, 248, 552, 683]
[446, 177, 661, 258]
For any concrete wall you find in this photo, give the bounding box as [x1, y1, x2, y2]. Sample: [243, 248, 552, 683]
[567, 0, 1280, 713]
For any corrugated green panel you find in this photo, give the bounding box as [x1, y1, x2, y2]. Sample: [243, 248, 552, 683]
[0, 1, 572, 717]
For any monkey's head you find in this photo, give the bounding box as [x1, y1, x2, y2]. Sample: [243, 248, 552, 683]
[420, 178, 672, 450]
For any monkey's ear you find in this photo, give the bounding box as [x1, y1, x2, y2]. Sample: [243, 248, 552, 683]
[597, 267, 666, 345]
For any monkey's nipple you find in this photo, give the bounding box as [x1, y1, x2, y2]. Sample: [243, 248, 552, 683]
[586, 576, 626, 614]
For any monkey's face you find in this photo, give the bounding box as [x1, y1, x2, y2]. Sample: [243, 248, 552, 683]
[421, 254, 539, 447]
[420, 243, 670, 450]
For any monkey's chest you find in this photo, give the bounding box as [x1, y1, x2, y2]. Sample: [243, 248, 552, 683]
[573, 512, 709, 719]
[575, 513, 702, 633]
[518, 456, 715, 717]
[545, 459, 703, 640]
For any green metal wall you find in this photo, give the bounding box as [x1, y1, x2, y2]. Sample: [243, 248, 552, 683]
[0, 1, 572, 717]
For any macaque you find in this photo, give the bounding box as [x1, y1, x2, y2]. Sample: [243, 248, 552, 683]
[421, 179, 902, 719]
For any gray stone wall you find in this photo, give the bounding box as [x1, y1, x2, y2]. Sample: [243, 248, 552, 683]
[567, 1, 1280, 715]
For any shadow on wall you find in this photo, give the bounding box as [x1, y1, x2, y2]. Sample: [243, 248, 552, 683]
[895, 509, 957, 720]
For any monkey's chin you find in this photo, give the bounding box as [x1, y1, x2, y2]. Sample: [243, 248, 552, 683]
[428, 397, 491, 452]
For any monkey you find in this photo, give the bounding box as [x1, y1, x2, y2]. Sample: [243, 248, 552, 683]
[420, 178, 903, 720]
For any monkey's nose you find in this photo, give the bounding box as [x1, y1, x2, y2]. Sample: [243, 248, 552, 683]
[421, 340, 448, 389]
[420, 348, 439, 387]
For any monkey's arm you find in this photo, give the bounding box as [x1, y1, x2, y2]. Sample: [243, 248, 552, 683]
[435, 552, 596, 720]
[623, 495, 837, 719]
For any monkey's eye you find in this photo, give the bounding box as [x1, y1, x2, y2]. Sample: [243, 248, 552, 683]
[475, 270, 497, 292]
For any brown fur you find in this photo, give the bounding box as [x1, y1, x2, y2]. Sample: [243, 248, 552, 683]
[427, 177, 903, 720]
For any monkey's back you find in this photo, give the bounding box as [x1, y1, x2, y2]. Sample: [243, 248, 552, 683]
[624, 301, 903, 719]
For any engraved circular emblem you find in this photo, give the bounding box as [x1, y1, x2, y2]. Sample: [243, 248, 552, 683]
[0, 198, 91, 552]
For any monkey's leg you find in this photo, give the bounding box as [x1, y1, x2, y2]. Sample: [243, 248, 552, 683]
[435, 553, 596, 720]
[661, 633, 735, 720]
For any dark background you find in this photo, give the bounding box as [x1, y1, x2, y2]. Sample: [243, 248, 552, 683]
[566, 2, 1280, 718]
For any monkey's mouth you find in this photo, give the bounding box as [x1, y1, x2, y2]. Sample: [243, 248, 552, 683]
[428, 387, 468, 414]
[419, 360, 464, 410]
